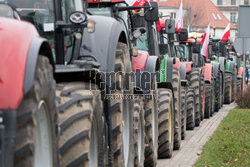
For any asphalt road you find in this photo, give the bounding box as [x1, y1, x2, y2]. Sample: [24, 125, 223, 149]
[157, 103, 237, 167]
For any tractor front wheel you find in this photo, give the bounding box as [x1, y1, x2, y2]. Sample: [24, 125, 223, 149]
[14, 56, 58, 167]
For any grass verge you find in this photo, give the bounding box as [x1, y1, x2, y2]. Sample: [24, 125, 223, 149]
[193, 108, 250, 167]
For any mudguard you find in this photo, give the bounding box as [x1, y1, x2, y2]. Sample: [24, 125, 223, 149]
[134, 56, 159, 93]
[219, 57, 225, 73]
[81, 15, 124, 74]
[180, 62, 187, 80]
[158, 56, 174, 90]
[225, 61, 235, 73]
[204, 63, 212, 83]
[133, 50, 149, 71]
[212, 62, 220, 79]
[0, 18, 38, 109]
[173, 57, 181, 70]
[24, 37, 53, 95]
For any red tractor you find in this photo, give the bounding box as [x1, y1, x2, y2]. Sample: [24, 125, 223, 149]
[0, 0, 134, 166]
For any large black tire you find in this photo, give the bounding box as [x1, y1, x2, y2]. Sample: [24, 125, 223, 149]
[134, 98, 145, 167]
[190, 68, 201, 127]
[214, 72, 222, 112]
[186, 88, 195, 130]
[144, 80, 158, 167]
[210, 72, 215, 117]
[57, 83, 104, 167]
[204, 83, 211, 119]
[224, 73, 233, 104]
[237, 77, 242, 92]
[221, 72, 224, 108]
[110, 42, 134, 167]
[231, 68, 237, 102]
[200, 74, 205, 121]
[181, 87, 187, 140]
[172, 68, 181, 150]
[157, 89, 174, 158]
[14, 56, 58, 167]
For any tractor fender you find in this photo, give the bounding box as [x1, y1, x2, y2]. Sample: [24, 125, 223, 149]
[24, 37, 54, 95]
[133, 50, 149, 71]
[213, 62, 220, 79]
[180, 62, 187, 81]
[0, 18, 39, 110]
[134, 56, 159, 94]
[228, 61, 236, 73]
[219, 57, 225, 73]
[173, 57, 181, 70]
[186, 62, 192, 73]
[81, 15, 124, 74]
[166, 57, 174, 83]
[204, 63, 212, 83]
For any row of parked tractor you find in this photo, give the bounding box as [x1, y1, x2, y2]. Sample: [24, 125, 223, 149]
[0, 0, 244, 167]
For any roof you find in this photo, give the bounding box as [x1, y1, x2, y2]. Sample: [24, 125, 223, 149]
[157, 0, 237, 29]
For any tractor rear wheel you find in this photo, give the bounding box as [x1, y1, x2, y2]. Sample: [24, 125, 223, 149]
[134, 98, 145, 167]
[181, 87, 187, 140]
[56, 83, 104, 167]
[190, 68, 201, 127]
[157, 89, 174, 158]
[14, 56, 58, 167]
[231, 68, 237, 102]
[172, 68, 181, 150]
[210, 72, 215, 117]
[110, 42, 134, 167]
[204, 83, 211, 119]
[186, 88, 195, 130]
[224, 73, 233, 104]
[200, 74, 205, 121]
[144, 79, 158, 167]
[214, 72, 222, 112]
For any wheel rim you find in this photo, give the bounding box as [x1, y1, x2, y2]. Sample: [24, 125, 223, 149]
[34, 101, 53, 167]
[90, 118, 98, 167]
[123, 97, 131, 167]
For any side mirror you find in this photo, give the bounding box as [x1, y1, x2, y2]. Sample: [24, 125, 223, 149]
[159, 44, 168, 55]
[165, 19, 175, 34]
[144, 2, 159, 22]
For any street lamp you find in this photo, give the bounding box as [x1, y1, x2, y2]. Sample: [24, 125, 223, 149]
[213, 26, 216, 37]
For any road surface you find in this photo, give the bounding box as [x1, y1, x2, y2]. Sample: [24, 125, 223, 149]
[157, 103, 237, 167]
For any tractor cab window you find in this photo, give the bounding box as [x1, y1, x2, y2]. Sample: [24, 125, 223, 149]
[137, 33, 148, 52]
[62, 0, 84, 23]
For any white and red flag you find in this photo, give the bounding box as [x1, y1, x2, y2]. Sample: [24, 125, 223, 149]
[221, 23, 230, 42]
[175, 0, 183, 33]
[201, 24, 210, 60]
[125, 0, 147, 7]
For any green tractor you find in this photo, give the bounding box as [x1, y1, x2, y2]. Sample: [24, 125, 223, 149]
[209, 38, 239, 107]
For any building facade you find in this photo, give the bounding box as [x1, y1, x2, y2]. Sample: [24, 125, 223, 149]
[157, 0, 238, 40]
[211, 0, 250, 24]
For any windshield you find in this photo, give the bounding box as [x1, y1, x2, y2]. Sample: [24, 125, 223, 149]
[6, 0, 85, 64]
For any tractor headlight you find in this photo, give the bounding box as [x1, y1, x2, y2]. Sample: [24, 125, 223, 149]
[69, 11, 87, 24]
